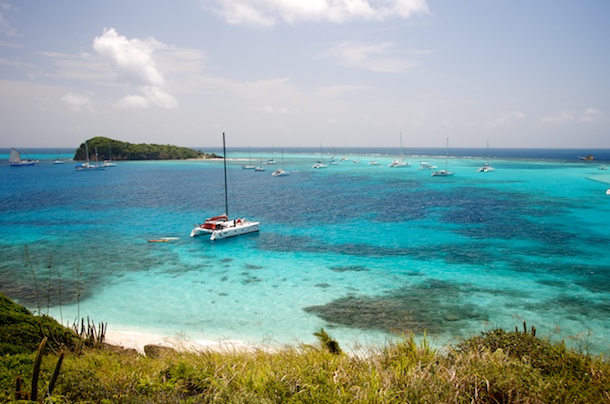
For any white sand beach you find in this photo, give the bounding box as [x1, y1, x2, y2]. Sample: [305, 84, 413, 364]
[104, 329, 266, 355]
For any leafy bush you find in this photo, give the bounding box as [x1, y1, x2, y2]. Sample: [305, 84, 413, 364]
[0, 294, 80, 355]
[1, 294, 609, 403]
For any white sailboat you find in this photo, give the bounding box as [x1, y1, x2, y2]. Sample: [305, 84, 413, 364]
[103, 146, 117, 167]
[432, 138, 454, 177]
[9, 148, 38, 166]
[477, 140, 494, 172]
[272, 148, 289, 176]
[75, 142, 105, 171]
[388, 132, 410, 168]
[190, 133, 260, 240]
[53, 148, 64, 164]
[254, 155, 266, 171]
[241, 147, 256, 169]
[312, 145, 327, 169]
[265, 147, 277, 165]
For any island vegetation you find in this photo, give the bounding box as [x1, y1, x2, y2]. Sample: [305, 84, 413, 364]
[73, 137, 220, 161]
[1, 292, 608, 403]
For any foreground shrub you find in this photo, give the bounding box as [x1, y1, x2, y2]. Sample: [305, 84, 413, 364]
[1, 295, 608, 403]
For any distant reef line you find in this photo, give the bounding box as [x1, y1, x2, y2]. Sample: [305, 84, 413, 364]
[74, 137, 220, 161]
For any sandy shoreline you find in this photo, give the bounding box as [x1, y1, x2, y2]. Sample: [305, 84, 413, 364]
[104, 330, 267, 354]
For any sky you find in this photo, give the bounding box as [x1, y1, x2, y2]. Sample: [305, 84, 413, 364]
[1, 1, 609, 149]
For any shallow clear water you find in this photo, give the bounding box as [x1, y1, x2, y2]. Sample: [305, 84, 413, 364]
[1, 150, 610, 353]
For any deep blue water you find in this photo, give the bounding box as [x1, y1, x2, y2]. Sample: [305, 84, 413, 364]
[1, 148, 609, 353]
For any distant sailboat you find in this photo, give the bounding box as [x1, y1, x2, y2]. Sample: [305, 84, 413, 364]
[265, 147, 277, 165]
[9, 148, 38, 166]
[388, 132, 410, 168]
[190, 133, 260, 240]
[272, 148, 289, 176]
[431, 138, 454, 177]
[75, 142, 104, 171]
[255, 155, 266, 172]
[53, 148, 64, 164]
[242, 147, 256, 169]
[312, 145, 327, 169]
[477, 140, 494, 172]
[103, 146, 117, 167]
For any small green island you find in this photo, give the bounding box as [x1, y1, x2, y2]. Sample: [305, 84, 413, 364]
[73, 137, 220, 161]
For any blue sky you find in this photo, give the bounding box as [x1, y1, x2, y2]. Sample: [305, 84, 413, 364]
[1, 1, 608, 149]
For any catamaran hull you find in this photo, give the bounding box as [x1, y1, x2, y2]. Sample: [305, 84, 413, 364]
[211, 222, 260, 240]
[190, 226, 213, 237]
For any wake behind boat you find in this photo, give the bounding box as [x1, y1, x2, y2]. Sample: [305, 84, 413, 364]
[190, 133, 260, 241]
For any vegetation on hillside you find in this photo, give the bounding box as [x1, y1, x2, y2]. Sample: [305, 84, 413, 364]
[1, 292, 608, 403]
[73, 137, 220, 161]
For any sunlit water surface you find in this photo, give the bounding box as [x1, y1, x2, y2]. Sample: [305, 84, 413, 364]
[1, 148, 609, 354]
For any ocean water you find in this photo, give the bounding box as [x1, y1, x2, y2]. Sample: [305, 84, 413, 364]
[1, 148, 610, 354]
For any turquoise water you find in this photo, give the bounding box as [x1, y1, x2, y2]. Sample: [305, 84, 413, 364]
[1, 149, 610, 354]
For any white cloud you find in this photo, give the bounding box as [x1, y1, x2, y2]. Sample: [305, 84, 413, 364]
[320, 41, 414, 73]
[206, 0, 429, 27]
[61, 92, 94, 112]
[0, 1, 19, 38]
[93, 28, 166, 86]
[93, 28, 177, 109]
[142, 86, 178, 109]
[485, 111, 525, 127]
[540, 108, 605, 124]
[115, 94, 150, 109]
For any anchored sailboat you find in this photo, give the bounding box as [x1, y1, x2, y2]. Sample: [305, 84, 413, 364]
[389, 132, 410, 168]
[272, 148, 289, 176]
[9, 148, 38, 166]
[477, 140, 494, 172]
[190, 133, 260, 240]
[432, 138, 454, 177]
[75, 142, 104, 171]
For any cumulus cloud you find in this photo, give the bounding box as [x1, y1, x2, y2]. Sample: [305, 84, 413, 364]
[206, 0, 429, 27]
[61, 92, 94, 112]
[320, 41, 414, 73]
[540, 108, 605, 124]
[93, 28, 177, 109]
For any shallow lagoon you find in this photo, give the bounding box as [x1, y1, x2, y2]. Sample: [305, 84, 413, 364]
[1, 148, 609, 354]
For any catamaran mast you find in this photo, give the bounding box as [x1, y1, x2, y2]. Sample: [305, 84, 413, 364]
[222, 132, 228, 217]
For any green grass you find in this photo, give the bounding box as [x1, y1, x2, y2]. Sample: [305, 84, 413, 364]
[1, 293, 609, 403]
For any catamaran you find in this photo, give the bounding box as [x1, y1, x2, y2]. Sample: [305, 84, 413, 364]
[190, 133, 260, 240]
[9, 148, 38, 166]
